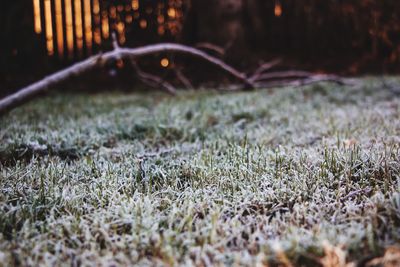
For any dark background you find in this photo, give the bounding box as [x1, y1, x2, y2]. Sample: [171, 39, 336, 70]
[1, 0, 400, 95]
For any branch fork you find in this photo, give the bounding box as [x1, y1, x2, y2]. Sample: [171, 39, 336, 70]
[0, 37, 351, 116]
[0, 38, 254, 115]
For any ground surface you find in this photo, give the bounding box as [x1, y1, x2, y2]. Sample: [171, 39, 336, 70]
[0, 79, 400, 266]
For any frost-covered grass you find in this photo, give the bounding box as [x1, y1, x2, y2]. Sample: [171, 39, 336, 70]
[0, 78, 399, 266]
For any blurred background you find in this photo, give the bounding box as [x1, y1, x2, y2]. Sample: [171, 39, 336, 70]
[1, 0, 400, 96]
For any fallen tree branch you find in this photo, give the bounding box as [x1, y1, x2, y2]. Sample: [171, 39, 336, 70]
[254, 70, 316, 82]
[253, 75, 349, 89]
[0, 36, 353, 116]
[0, 42, 253, 115]
[218, 73, 351, 91]
[290, 74, 349, 86]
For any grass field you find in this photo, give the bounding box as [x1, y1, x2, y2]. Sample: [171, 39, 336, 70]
[0, 79, 400, 266]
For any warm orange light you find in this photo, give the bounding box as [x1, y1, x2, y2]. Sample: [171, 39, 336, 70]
[55, 0, 64, 58]
[83, 0, 93, 54]
[74, 0, 83, 55]
[93, 0, 101, 34]
[33, 0, 42, 34]
[158, 26, 165, 35]
[44, 0, 54, 56]
[101, 12, 109, 39]
[116, 21, 126, 45]
[167, 8, 176, 18]
[157, 15, 165, 24]
[93, 0, 101, 45]
[93, 0, 100, 14]
[131, 0, 139, 11]
[116, 59, 124, 69]
[274, 1, 282, 17]
[117, 22, 125, 31]
[110, 6, 117, 19]
[139, 19, 147, 29]
[94, 29, 102, 45]
[126, 15, 133, 24]
[160, 58, 169, 68]
[65, 0, 74, 58]
[116, 21, 125, 41]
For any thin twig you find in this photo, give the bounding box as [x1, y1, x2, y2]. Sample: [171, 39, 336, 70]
[254, 74, 350, 88]
[254, 70, 314, 82]
[111, 32, 120, 50]
[249, 58, 282, 82]
[195, 42, 225, 57]
[174, 68, 195, 90]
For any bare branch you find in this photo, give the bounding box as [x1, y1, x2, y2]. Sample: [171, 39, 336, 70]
[254, 74, 351, 88]
[254, 70, 314, 82]
[290, 75, 349, 86]
[174, 68, 195, 90]
[195, 42, 225, 57]
[0, 43, 253, 115]
[111, 32, 120, 51]
[249, 58, 282, 82]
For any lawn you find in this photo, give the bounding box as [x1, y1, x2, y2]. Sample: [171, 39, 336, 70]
[0, 79, 399, 266]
